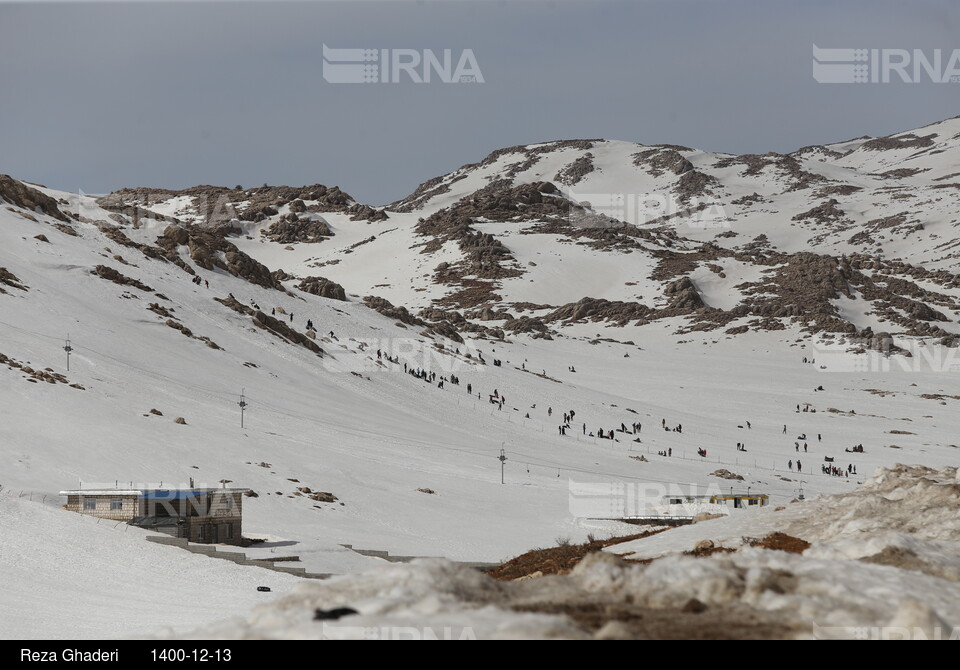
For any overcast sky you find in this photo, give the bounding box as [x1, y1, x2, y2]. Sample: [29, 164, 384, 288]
[1, 0, 958, 204]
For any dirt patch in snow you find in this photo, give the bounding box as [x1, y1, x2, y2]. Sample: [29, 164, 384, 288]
[488, 530, 668, 581]
[745, 532, 811, 554]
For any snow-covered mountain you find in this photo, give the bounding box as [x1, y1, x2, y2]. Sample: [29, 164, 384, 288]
[2, 115, 960, 638]
[90, 115, 960, 348]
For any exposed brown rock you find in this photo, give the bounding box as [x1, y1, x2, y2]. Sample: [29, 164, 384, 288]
[0, 268, 28, 294]
[215, 296, 323, 355]
[92, 265, 154, 292]
[363, 296, 427, 327]
[261, 217, 334, 244]
[297, 276, 347, 301]
[157, 225, 279, 289]
[0, 175, 67, 221]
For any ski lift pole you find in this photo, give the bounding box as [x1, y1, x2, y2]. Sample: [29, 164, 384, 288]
[498, 446, 507, 484]
[238, 388, 248, 428]
[64, 336, 73, 372]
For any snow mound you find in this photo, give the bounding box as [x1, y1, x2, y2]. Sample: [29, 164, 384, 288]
[175, 466, 960, 639]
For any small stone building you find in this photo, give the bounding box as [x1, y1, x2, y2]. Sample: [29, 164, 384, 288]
[60, 487, 250, 545]
[664, 492, 770, 509]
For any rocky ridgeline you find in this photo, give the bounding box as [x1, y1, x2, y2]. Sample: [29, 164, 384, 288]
[363, 296, 513, 344]
[415, 180, 680, 308]
[146, 303, 221, 350]
[0, 175, 68, 222]
[414, 183, 569, 307]
[392, 154, 960, 339]
[712, 153, 826, 192]
[522, 215, 682, 253]
[499, 247, 960, 343]
[420, 305, 552, 341]
[92, 265, 154, 293]
[631, 147, 722, 202]
[553, 153, 595, 186]
[363, 296, 427, 328]
[215, 296, 323, 355]
[386, 173, 459, 213]
[860, 132, 937, 151]
[387, 140, 601, 212]
[97, 224, 195, 275]
[480, 139, 597, 173]
[97, 221, 281, 292]
[632, 147, 694, 177]
[99, 183, 386, 227]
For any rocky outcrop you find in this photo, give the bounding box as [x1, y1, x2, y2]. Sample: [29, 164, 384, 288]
[100, 182, 383, 225]
[861, 133, 936, 151]
[712, 153, 825, 191]
[157, 225, 280, 290]
[261, 216, 333, 244]
[554, 154, 595, 186]
[388, 174, 460, 213]
[99, 224, 195, 275]
[632, 148, 693, 177]
[215, 297, 323, 355]
[0, 267, 28, 294]
[502, 315, 550, 335]
[664, 277, 705, 310]
[363, 296, 427, 327]
[465, 306, 515, 322]
[348, 204, 388, 222]
[421, 320, 464, 344]
[673, 170, 718, 203]
[297, 276, 347, 301]
[92, 265, 154, 293]
[419, 307, 467, 324]
[364, 296, 476, 343]
[0, 175, 67, 221]
[791, 199, 848, 224]
[545, 298, 653, 326]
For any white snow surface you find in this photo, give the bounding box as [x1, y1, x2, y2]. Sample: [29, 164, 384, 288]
[0, 493, 302, 639]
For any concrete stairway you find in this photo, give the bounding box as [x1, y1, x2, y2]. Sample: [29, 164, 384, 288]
[145, 536, 331, 579]
[340, 544, 498, 571]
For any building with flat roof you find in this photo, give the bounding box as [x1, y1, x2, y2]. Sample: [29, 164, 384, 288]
[59, 486, 250, 545]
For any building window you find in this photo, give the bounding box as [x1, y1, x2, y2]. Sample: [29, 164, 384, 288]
[226, 524, 233, 540]
[83, 498, 96, 511]
[110, 498, 123, 511]
[198, 525, 205, 541]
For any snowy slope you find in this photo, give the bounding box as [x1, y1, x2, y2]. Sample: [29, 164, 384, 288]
[0, 493, 302, 639]
[1, 115, 960, 638]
